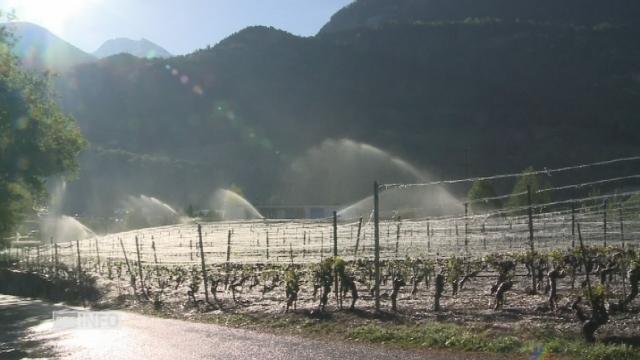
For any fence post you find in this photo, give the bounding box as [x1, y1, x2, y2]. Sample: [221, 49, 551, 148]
[373, 181, 381, 312]
[577, 223, 594, 309]
[152, 240, 160, 281]
[333, 211, 340, 308]
[464, 203, 469, 254]
[482, 222, 487, 250]
[427, 220, 431, 253]
[225, 229, 232, 289]
[135, 236, 147, 297]
[603, 200, 608, 247]
[226, 229, 232, 263]
[266, 231, 270, 260]
[619, 207, 625, 249]
[333, 211, 338, 258]
[54, 243, 59, 277]
[197, 224, 210, 304]
[571, 201, 576, 248]
[95, 238, 101, 269]
[120, 238, 137, 296]
[75, 239, 82, 280]
[353, 217, 362, 257]
[303, 231, 306, 258]
[527, 185, 536, 293]
[395, 221, 401, 258]
[289, 243, 294, 264]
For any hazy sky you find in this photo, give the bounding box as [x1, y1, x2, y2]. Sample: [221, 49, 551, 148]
[2, 0, 353, 55]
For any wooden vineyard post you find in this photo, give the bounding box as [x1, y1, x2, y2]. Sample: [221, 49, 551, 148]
[603, 200, 608, 247]
[527, 185, 536, 293]
[395, 221, 401, 258]
[303, 231, 306, 258]
[135, 236, 147, 298]
[373, 181, 381, 312]
[320, 232, 324, 260]
[571, 201, 576, 248]
[620, 207, 625, 249]
[455, 222, 459, 248]
[95, 238, 101, 269]
[197, 224, 210, 304]
[75, 239, 82, 281]
[36, 246, 40, 272]
[50, 237, 54, 263]
[266, 231, 270, 261]
[225, 229, 232, 288]
[189, 237, 193, 261]
[333, 211, 338, 258]
[354, 217, 363, 257]
[119, 238, 137, 296]
[54, 243, 59, 277]
[482, 222, 487, 250]
[152, 240, 160, 281]
[333, 211, 340, 308]
[577, 223, 594, 309]
[427, 220, 431, 253]
[226, 229, 232, 263]
[75, 240, 85, 306]
[464, 203, 469, 254]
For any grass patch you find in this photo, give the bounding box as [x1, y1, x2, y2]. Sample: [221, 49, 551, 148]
[347, 323, 640, 360]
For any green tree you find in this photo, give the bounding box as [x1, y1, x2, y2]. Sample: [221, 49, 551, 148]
[467, 179, 501, 213]
[505, 167, 552, 211]
[185, 204, 195, 217]
[626, 194, 640, 207]
[0, 18, 86, 248]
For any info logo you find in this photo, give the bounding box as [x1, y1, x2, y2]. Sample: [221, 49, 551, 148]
[52, 311, 120, 330]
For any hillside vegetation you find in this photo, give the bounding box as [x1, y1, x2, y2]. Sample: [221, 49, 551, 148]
[42, 2, 640, 215]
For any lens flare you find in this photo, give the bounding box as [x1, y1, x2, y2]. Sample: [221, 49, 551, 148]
[530, 345, 547, 360]
[192, 85, 203, 95]
[145, 50, 157, 59]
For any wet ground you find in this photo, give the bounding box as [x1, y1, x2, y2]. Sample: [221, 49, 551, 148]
[0, 294, 507, 360]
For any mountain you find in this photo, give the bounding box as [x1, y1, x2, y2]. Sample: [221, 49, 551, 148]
[5, 22, 95, 71]
[50, 4, 640, 216]
[93, 38, 172, 59]
[320, 0, 640, 33]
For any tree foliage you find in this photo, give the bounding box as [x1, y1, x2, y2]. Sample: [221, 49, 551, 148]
[625, 194, 640, 219]
[506, 167, 552, 211]
[0, 18, 85, 247]
[467, 180, 501, 213]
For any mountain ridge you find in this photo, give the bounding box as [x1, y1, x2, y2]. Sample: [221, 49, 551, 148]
[320, 0, 640, 33]
[5, 3, 639, 216]
[55, 21, 640, 215]
[93, 37, 172, 59]
[5, 21, 95, 71]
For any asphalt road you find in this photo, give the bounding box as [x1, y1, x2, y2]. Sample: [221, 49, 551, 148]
[0, 294, 504, 359]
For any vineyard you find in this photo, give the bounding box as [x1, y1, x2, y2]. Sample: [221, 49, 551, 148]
[4, 156, 640, 344]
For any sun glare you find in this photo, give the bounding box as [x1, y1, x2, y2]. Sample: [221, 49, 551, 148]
[4, 0, 96, 33]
